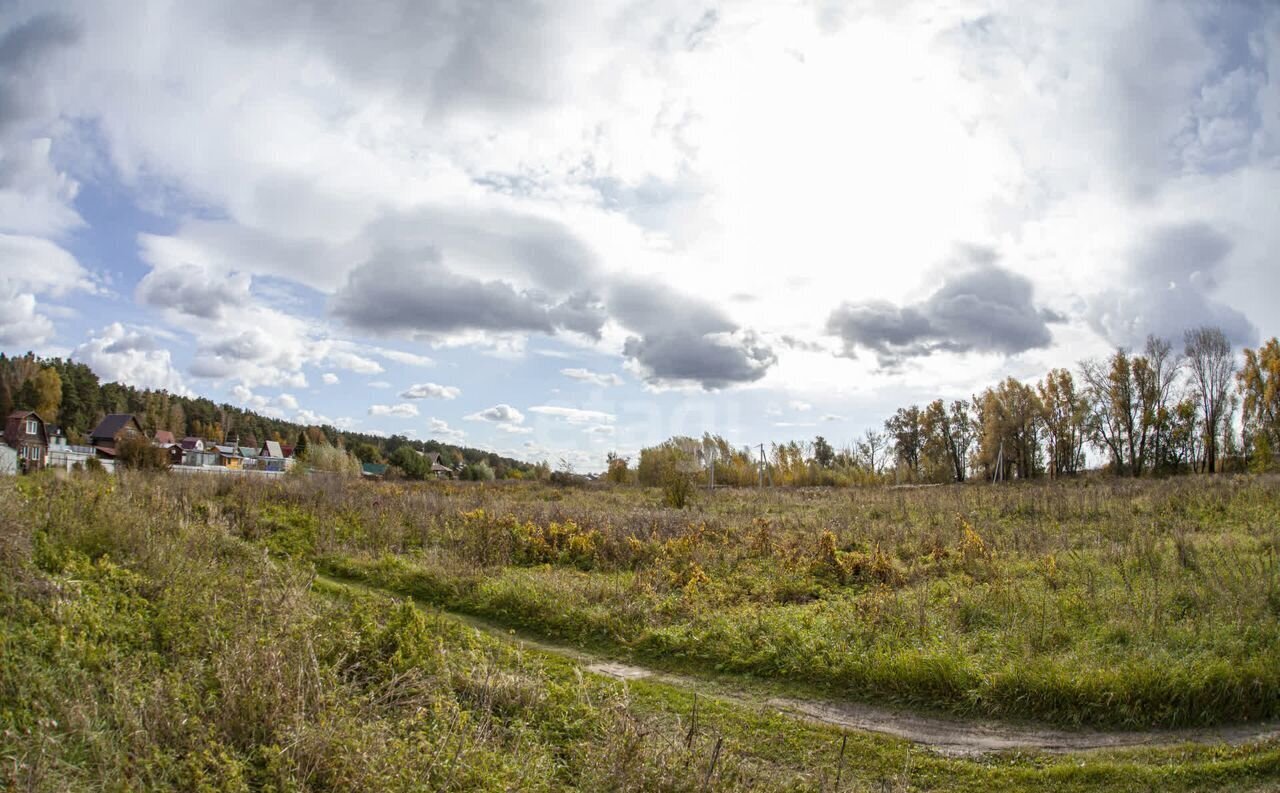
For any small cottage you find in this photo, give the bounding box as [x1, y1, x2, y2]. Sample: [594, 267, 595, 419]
[423, 451, 453, 479]
[213, 445, 242, 469]
[258, 440, 294, 472]
[4, 410, 48, 471]
[88, 414, 146, 456]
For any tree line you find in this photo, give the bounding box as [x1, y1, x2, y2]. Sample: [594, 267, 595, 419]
[621, 327, 1280, 489]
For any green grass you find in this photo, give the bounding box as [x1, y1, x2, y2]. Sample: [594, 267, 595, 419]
[280, 475, 1280, 729]
[3, 472, 1280, 791]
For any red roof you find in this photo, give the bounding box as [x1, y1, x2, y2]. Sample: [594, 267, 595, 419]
[153, 430, 176, 444]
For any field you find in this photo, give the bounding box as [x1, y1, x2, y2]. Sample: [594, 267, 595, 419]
[3, 471, 1280, 791]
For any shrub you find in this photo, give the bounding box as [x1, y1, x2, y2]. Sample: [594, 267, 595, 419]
[304, 444, 361, 476]
[605, 452, 631, 484]
[638, 441, 700, 508]
[116, 435, 170, 470]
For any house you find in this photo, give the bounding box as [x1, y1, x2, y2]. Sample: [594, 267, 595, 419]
[160, 443, 184, 466]
[88, 414, 146, 456]
[153, 430, 177, 445]
[257, 440, 295, 472]
[422, 451, 453, 479]
[212, 445, 242, 469]
[178, 437, 218, 466]
[4, 410, 48, 471]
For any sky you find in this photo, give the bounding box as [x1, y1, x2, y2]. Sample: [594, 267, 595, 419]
[1, 0, 1277, 471]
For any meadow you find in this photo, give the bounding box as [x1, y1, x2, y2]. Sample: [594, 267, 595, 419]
[3, 471, 1280, 791]
[312, 475, 1280, 729]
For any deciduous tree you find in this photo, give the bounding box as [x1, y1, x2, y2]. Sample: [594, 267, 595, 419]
[1184, 326, 1235, 473]
[1239, 338, 1280, 461]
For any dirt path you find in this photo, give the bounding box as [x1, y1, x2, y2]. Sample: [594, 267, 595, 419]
[316, 574, 1280, 758]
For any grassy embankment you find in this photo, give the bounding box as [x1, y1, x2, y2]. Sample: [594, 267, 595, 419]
[3, 472, 1280, 791]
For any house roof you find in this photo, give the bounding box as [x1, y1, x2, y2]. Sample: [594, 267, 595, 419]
[213, 445, 239, 455]
[361, 462, 389, 476]
[153, 430, 176, 444]
[261, 440, 284, 458]
[238, 446, 258, 458]
[180, 437, 204, 449]
[89, 413, 143, 440]
[4, 410, 47, 446]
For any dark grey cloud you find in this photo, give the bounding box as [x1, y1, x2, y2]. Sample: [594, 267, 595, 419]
[330, 247, 605, 339]
[0, 11, 80, 227]
[0, 13, 79, 133]
[370, 206, 601, 293]
[548, 291, 607, 340]
[826, 249, 1057, 366]
[623, 330, 775, 389]
[1088, 222, 1257, 348]
[608, 278, 777, 389]
[329, 217, 773, 388]
[135, 265, 252, 319]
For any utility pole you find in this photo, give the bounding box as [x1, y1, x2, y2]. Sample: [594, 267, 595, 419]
[758, 443, 766, 489]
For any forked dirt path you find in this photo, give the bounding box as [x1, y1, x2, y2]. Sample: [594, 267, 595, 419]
[316, 573, 1280, 758]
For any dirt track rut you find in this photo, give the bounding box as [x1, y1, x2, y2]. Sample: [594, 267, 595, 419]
[317, 574, 1280, 757]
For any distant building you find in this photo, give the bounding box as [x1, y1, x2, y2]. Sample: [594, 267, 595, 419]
[178, 437, 218, 466]
[161, 444, 184, 466]
[212, 445, 243, 469]
[4, 410, 48, 472]
[258, 440, 295, 472]
[88, 414, 146, 457]
[422, 451, 453, 478]
[47, 424, 97, 470]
